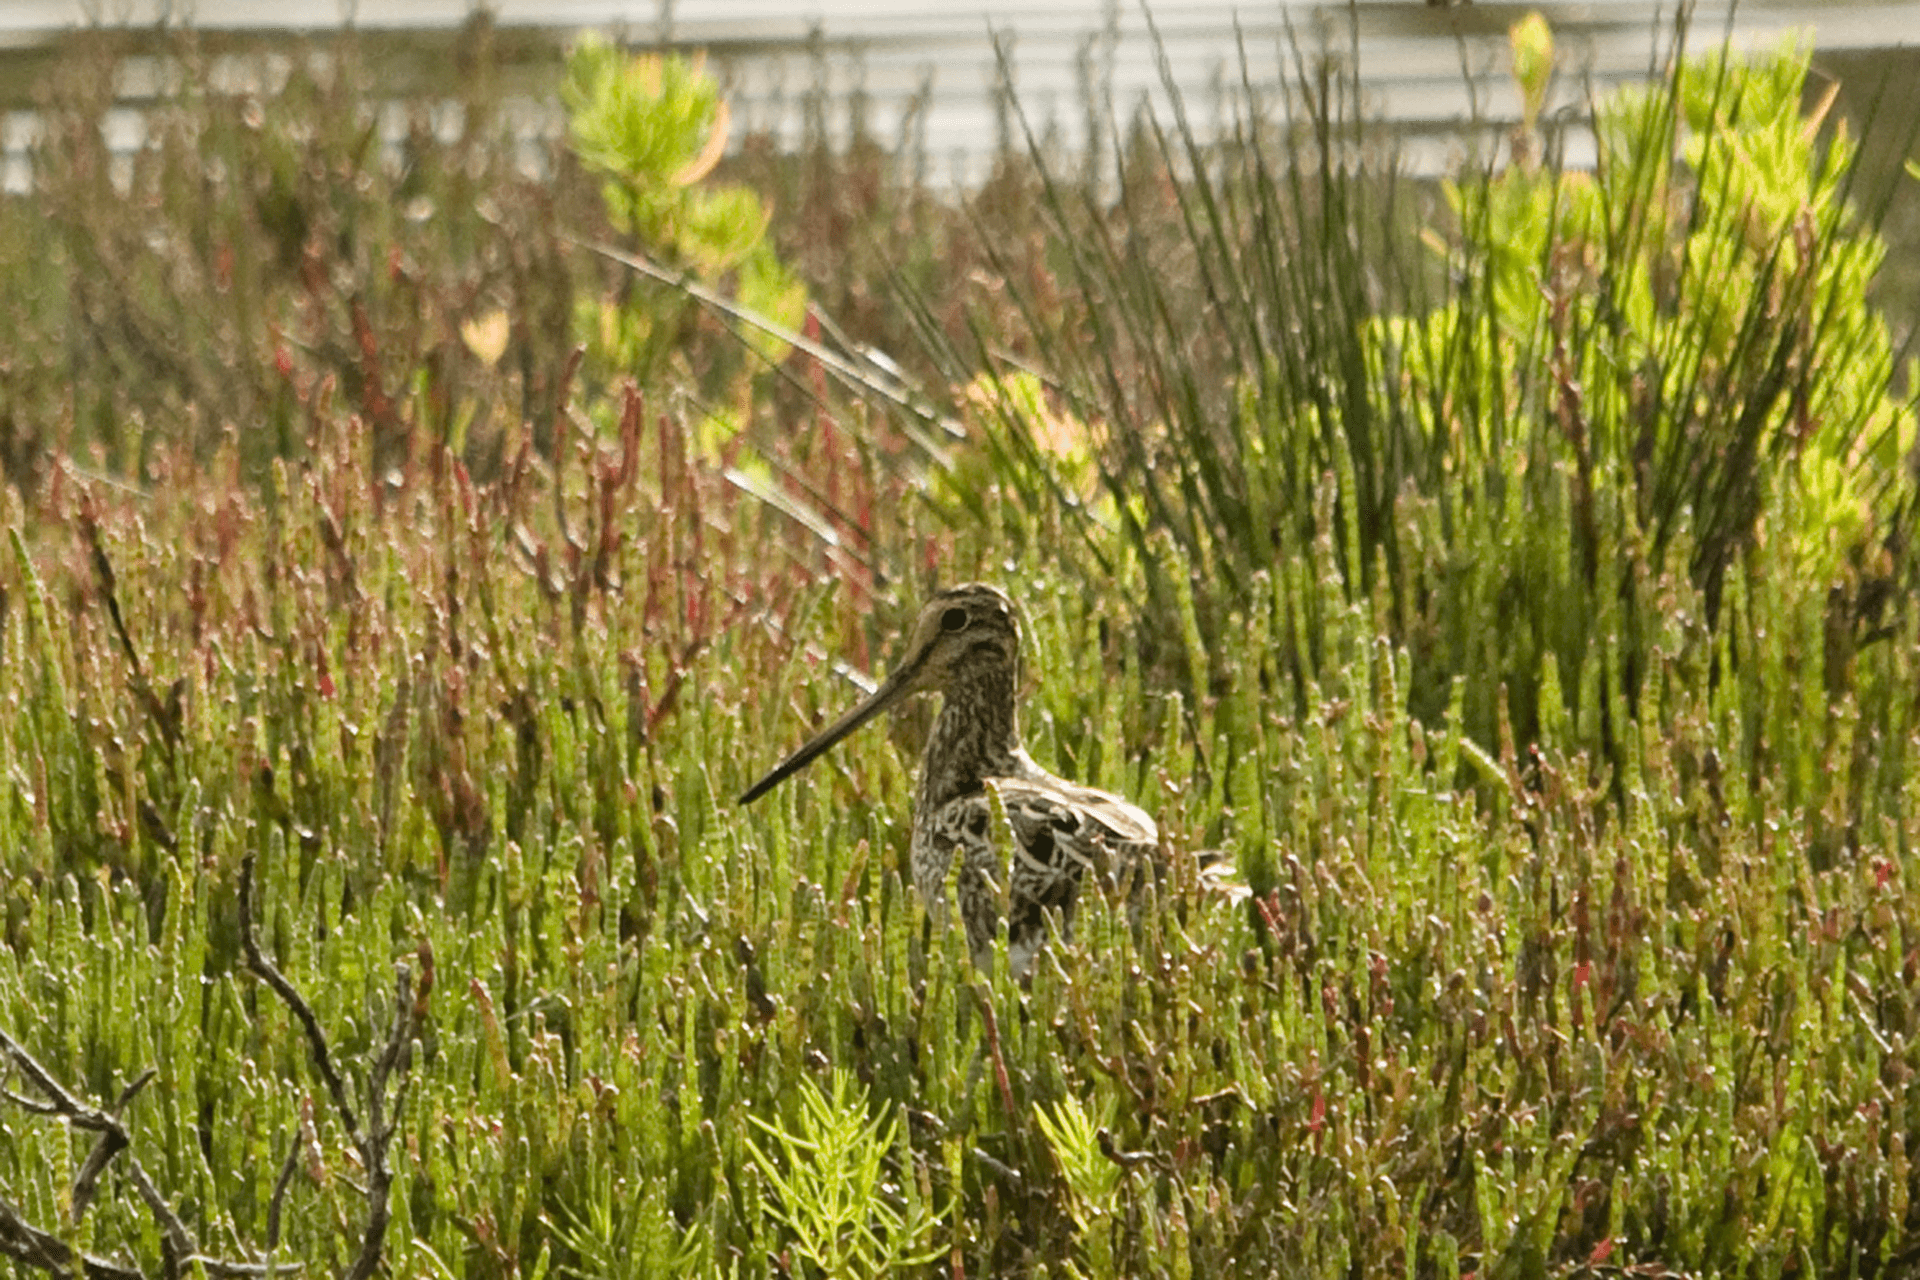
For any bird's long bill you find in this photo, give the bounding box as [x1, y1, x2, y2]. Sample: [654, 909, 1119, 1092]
[738, 645, 929, 805]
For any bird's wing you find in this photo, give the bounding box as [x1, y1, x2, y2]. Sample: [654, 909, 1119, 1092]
[987, 774, 1159, 882]
[992, 774, 1156, 845]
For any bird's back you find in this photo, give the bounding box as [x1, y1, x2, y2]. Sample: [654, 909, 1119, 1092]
[914, 761, 1161, 978]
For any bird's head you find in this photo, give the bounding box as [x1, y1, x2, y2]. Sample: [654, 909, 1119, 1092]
[738, 582, 1023, 805]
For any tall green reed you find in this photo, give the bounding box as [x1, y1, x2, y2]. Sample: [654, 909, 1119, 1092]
[925, 16, 1918, 812]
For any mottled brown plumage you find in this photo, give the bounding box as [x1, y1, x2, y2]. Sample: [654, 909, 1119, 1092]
[740, 583, 1161, 978]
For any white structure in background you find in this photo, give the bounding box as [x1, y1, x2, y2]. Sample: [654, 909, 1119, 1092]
[3, 0, 1915, 190]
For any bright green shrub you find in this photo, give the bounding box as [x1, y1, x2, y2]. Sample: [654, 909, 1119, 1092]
[562, 37, 807, 392]
[959, 19, 1917, 810]
[1372, 26, 1915, 788]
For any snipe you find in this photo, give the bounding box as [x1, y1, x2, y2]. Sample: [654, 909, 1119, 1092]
[740, 583, 1165, 979]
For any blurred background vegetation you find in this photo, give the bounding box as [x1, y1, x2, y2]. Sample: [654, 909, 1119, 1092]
[1, 9, 1918, 1278]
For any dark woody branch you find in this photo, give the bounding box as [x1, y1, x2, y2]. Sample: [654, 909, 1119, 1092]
[0, 846, 426, 1280]
[0, 1031, 282, 1280]
[0, 1194, 144, 1280]
[240, 850, 428, 1280]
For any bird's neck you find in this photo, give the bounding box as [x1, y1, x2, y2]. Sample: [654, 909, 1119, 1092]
[916, 659, 1022, 812]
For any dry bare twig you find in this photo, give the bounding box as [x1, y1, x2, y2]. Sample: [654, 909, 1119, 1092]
[0, 1029, 279, 1280]
[240, 849, 428, 1280]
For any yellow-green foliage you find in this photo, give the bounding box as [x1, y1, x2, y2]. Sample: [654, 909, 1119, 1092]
[565, 41, 732, 223]
[1509, 12, 1555, 133]
[745, 1070, 948, 1278]
[1399, 31, 1912, 593]
[563, 37, 808, 388]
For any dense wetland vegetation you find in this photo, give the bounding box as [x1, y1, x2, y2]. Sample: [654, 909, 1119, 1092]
[1, 11, 1918, 1277]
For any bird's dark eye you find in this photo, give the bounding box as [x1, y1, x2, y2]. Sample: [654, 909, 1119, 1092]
[941, 607, 970, 632]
